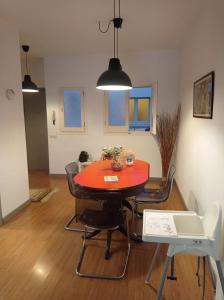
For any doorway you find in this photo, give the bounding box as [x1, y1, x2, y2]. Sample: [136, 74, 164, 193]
[23, 88, 49, 172]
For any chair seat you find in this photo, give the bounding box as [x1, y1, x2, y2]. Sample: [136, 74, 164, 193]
[136, 190, 167, 202]
[79, 209, 124, 230]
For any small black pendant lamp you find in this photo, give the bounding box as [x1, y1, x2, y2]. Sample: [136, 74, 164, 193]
[22, 45, 39, 93]
[96, 0, 132, 91]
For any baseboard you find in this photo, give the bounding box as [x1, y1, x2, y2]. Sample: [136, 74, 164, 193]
[148, 177, 162, 182]
[2, 199, 31, 224]
[49, 173, 66, 177]
[173, 179, 188, 210]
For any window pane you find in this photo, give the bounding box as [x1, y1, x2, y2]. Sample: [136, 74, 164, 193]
[129, 98, 134, 121]
[108, 91, 126, 126]
[64, 90, 81, 127]
[129, 86, 151, 98]
[138, 99, 149, 121]
[128, 86, 151, 131]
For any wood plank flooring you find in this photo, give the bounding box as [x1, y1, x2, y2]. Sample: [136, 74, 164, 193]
[0, 171, 214, 300]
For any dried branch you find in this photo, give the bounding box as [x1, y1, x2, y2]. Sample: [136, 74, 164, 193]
[155, 105, 181, 179]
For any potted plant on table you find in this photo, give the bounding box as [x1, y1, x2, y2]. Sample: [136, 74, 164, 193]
[101, 146, 124, 171]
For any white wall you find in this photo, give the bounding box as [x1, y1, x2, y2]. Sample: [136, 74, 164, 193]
[0, 20, 29, 217]
[175, 0, 224, 297]
[44, 50, 179, 176]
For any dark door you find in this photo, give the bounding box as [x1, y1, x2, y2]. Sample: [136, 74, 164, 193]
[23, 88, 49, 171]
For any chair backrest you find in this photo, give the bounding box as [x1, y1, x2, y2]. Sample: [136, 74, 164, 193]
[202, 202, 222, 256]
[164, 165, 176, 198]
[65, 162, 79, 196]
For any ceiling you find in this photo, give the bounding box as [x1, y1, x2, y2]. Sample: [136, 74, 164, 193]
[0, 0, 204, 57]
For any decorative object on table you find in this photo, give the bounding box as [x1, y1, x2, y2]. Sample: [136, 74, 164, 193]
[78, 151, 89, 162]
[193, 71, 215, 119]
[78, 151, 93, 172]
[96, 0, 132, 91]
[111, 157, 124, 171]
[21, 45, 39, 93]
[101, 146, 124, 171]
[154, 105, 181, 182]
[122, 149, 135, 166]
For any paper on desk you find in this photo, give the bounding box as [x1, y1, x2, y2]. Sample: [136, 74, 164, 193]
[104, 176, 118, 182]
[144, 212, 177, 236]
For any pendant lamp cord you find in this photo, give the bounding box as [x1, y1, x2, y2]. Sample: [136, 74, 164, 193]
[98, 20, 112, 34]
[114, 0, 116, 57]
[115, 0, 120, 58]
[25, 52, 29, 75]
[98, 0, 121, 58]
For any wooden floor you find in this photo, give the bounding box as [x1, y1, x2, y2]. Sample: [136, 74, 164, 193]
[0, 171, 214, 300]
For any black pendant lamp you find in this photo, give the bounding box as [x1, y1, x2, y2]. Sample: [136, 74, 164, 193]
[22, 45, 39, 93]
[96, 0, 132, 91]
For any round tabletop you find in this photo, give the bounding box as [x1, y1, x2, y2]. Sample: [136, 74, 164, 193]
[74, 159, 149, 193]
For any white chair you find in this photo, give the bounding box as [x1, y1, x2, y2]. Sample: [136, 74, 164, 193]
[142, 202, 224, 300]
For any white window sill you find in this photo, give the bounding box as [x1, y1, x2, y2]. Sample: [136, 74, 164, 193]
[103, 130, 156, 136]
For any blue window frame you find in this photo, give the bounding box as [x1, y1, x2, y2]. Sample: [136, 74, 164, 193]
[128, 87, 151, 131]
[105, 85, 156, 133]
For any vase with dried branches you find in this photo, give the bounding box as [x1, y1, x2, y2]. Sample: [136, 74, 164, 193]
[154, 105, 181, 182]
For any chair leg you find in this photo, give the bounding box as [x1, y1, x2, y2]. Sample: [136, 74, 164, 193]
[206, 256, 216, 292]
[65, 213, 93, 233]
[135, 201, 143, 218]
[167, 256, 177, 280]
[156, 255, 172, 300]
[216, 260, 224, 295]
[75, 215, 131, 280]
[105, 230, 112, 260]
[145, 243, 161, 284]
[76, 226, 88, 276]
[131, 201, 137, 236]
[202, 256, 206, 300]
[118, 213, 131, 279]
[64, 213, 85, 232]
[196, 257, 201, 286]
[132, 201, 141, 237]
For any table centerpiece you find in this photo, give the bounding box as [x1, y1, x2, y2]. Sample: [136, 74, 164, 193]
[101, 146, 124, 171]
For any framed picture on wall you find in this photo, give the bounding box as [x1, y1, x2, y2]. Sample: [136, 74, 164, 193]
[193, 71, 215, 119]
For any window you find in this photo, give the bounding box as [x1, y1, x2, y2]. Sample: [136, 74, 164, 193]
[129, 87, 151, 131]
[105, 90, 128, 132]
[59, 87, 85, 132]
[105, 84, 157, 134]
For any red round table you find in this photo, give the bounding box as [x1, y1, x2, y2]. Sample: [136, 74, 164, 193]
[74, 159, 149, 242]
[74, 159, 149, 197]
